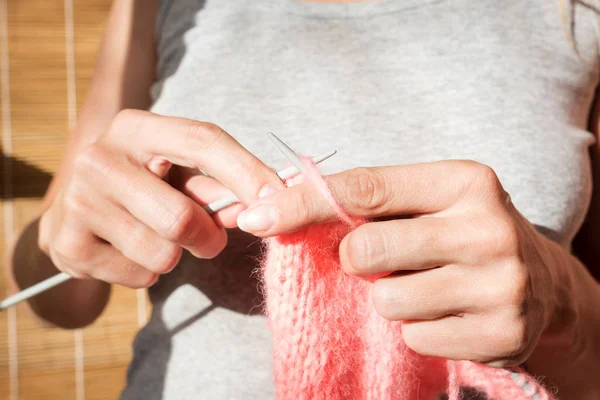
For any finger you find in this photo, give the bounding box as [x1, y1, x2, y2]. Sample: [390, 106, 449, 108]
[87, 247, 159, 289]
[401, 312, 529, 366]
[49, 221, 98, 280]
[78, 194, 184, 275]
[82, 154, 227, 258]
[50, 222, 157, 288]
[107, 110, 284, 203]
[370, 265, 480, 321]
[237, 160, 500, 236]
[178, 171, 246, 229]
[339, 216, 478, 277]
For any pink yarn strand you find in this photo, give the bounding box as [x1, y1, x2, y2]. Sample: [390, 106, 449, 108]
[447, 360, 461, 400]
[298, 156, 362, 228]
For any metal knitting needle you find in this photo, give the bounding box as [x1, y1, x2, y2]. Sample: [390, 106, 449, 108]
[0, 150, 337, 311]
[267, 132, 310, 176]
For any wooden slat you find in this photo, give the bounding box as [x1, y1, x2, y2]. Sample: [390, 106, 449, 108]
[12, 199, 78, 400]
[83, 287, 139, 400]
[15, 367, 77, 400]
[0, 196, 10, 395]
[1, 0, 14, 396]
[6, 0, 77, 396]
[7, 0, 69, 140]
[74, 0, 111, 108]
[84, 366, 127, 400]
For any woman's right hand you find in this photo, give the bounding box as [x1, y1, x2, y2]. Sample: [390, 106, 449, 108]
[38, 110, 283, 288]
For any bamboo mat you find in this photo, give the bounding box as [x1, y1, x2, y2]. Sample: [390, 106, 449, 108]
[0, 1, 147, 399]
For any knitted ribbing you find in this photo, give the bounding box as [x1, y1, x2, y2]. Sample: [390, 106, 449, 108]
[261, 160, 556, 400]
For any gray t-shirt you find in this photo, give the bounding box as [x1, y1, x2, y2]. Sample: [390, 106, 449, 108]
[120, 1, 600, 399]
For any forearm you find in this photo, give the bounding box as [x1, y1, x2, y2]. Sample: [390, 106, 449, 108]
[527, 238, 600, 399]
[42, 0, 158, 210]
[9, 218, 110, 329]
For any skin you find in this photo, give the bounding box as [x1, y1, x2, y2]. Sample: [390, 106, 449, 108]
[9, 0, 600, 398]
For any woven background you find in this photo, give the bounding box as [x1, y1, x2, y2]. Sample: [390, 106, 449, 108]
[0, 1, 147, 399]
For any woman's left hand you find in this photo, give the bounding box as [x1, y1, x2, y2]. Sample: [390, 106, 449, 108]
[237, 160, 564, 367]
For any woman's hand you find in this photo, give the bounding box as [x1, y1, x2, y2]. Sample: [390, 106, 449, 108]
[39, 110, 283, 288]
[237, 160, 566, 367]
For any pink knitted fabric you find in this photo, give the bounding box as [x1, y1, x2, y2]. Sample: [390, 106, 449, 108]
[261, 159, 556, 400]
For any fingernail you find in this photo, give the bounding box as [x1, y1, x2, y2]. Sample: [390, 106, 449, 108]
[237, 204, 277, 232]
[258, 184, 277, 199]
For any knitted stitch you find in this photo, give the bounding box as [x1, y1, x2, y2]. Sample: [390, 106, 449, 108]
[261, 159, 556, 400]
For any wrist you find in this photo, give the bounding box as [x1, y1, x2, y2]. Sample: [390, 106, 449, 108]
[527, 238, 600, 398]
[534, 236, 585, 359]
[541, 238, 579, 342]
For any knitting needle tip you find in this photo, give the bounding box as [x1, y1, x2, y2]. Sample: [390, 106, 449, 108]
[267, 132, 307, 175]
[276, 150, 336, 181]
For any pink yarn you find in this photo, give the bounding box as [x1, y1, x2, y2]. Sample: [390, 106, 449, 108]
[261, 159, 556, 400]
[447, 360, 460, 400]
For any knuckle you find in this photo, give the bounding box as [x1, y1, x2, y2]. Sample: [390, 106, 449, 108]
[488, 217, 521, 257]
[73, 145, 99, 174]
[127, 273, 159, 289]
[487, 316, 529, 358]
[164, 201, 199, 243]
[125, 223, 147, 248]
[63, 190, 89, 219]
[202, 229, 228, 259]
[505, 267, 530, 305]
[473, 162, 500, 186]
[201, 121, 225, 138]
[343, 167, 388, 213]
[401, 324, 430, 356]
[112, 109, 144, 131]
[153, 244, 183, 274]
[472, 215, 521, 259]
[463, 161, 503, 196]
[73, 144, 115, 178]
[371, 283, 399, 320]
[184, 121, 227, 152]
[343, 230, 374, 276]
[52, 231, 94, 265]
[288, 189, 313, 225]
[421, 222, 445, 252]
